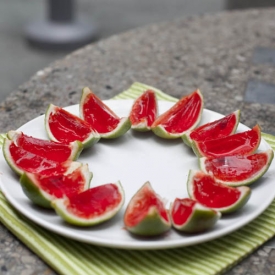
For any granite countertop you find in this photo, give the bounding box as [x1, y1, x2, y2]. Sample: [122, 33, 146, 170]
[1, 7, 275, 275]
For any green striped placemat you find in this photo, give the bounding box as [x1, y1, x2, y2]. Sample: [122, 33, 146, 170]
[1, 82, 275, 275]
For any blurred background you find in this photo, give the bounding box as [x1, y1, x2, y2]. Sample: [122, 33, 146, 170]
[1, 0, 274, 102]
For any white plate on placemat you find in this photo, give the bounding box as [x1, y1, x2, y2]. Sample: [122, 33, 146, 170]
[1, 100, 275, 250]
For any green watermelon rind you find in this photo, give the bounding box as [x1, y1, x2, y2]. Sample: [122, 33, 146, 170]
[199, 149, 274, 187]
[151, 125, 184, 139]
[191, 125, 261, 158]
[182, 133, 194, 147]
[187, 170, 251, 214]
[20, 173, 52, 208]
[51, 181, 125, 226]
[191, 141, 205, 158]
[131, 122, 152, 132]
[79, 87, 131, 139]
[125, 206, 171, 236]
[2, 138, 23, 176]
[20, 162, 92, 208]
[6, 131, 15, 140]
[151, 89, 204, 139]
[182, 110, 241, 147]
[124, 181, 171, 236]
[67, 140, 83, 160]
[170, 201, 221, 233]
[99, 117, 131, 139]
[44, 104, 100, 148]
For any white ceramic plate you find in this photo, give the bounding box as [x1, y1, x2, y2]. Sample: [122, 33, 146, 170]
[1, 100, 275, 250]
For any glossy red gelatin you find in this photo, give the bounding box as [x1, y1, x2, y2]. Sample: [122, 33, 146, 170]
[9, 143, 68, 175]
[152, 89, 203, 133]
[204, 152, 269, 182]
[194, 125, 261, 158]
[49, 107, 94, 144]
[130, 90, 157, 127]
[38, 168, 86, 198]
[13, 132, 76, 162]
[193, 172, 240, 208]
[190, 111, 239, 142]
[82, 92, 120, 134]
[171, 198, 196, 226]
[67, 183, 122, 219]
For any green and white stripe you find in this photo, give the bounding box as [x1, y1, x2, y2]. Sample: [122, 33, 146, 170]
[2, 192, 275, 275]
[1, 86, 275, 275]
[113, 82, 178, 102]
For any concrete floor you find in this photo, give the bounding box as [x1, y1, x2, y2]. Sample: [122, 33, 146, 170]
[0, 0, 274, 102]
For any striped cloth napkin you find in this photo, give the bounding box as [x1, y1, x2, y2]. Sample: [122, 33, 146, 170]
[1, 82, 275, 275]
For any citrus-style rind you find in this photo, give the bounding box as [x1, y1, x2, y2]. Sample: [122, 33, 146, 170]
[6, 131, 15, 140]
[191, 125, 261, 158]
[68, 141, 83, 160]
[99, 117, 131, 139]
[125, 206, 171, 236]
[20, 173, 53, 208]
[170, 200, 221, 233]
[2, 138, 24, 175]
[44, 104, 100, 148]
[20, 162, 92, 208]
[182, 133, 193, 147]
[6, 130, 83, 161]
[182, 110, 241, 147]
[191, 141, 204, 158]
[51, 181, 125, 226]
[228, 110, 241, 135]
[199, 149, 274, 186]
[7, 130, 26, 141]
[152, 89, 204, 139]
[124, 181, 171, 236]
[42, 104, 57, 141]
[151, 125, 183, 139]
[44, 139, 85, 161]
[187, 170, 251, 214]
[131, 122, 151, 132]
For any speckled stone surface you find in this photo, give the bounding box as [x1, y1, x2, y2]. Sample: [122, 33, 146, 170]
[1, 7, 275, 275]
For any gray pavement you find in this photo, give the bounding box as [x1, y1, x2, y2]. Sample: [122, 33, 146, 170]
[0, 0, 274, 103]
